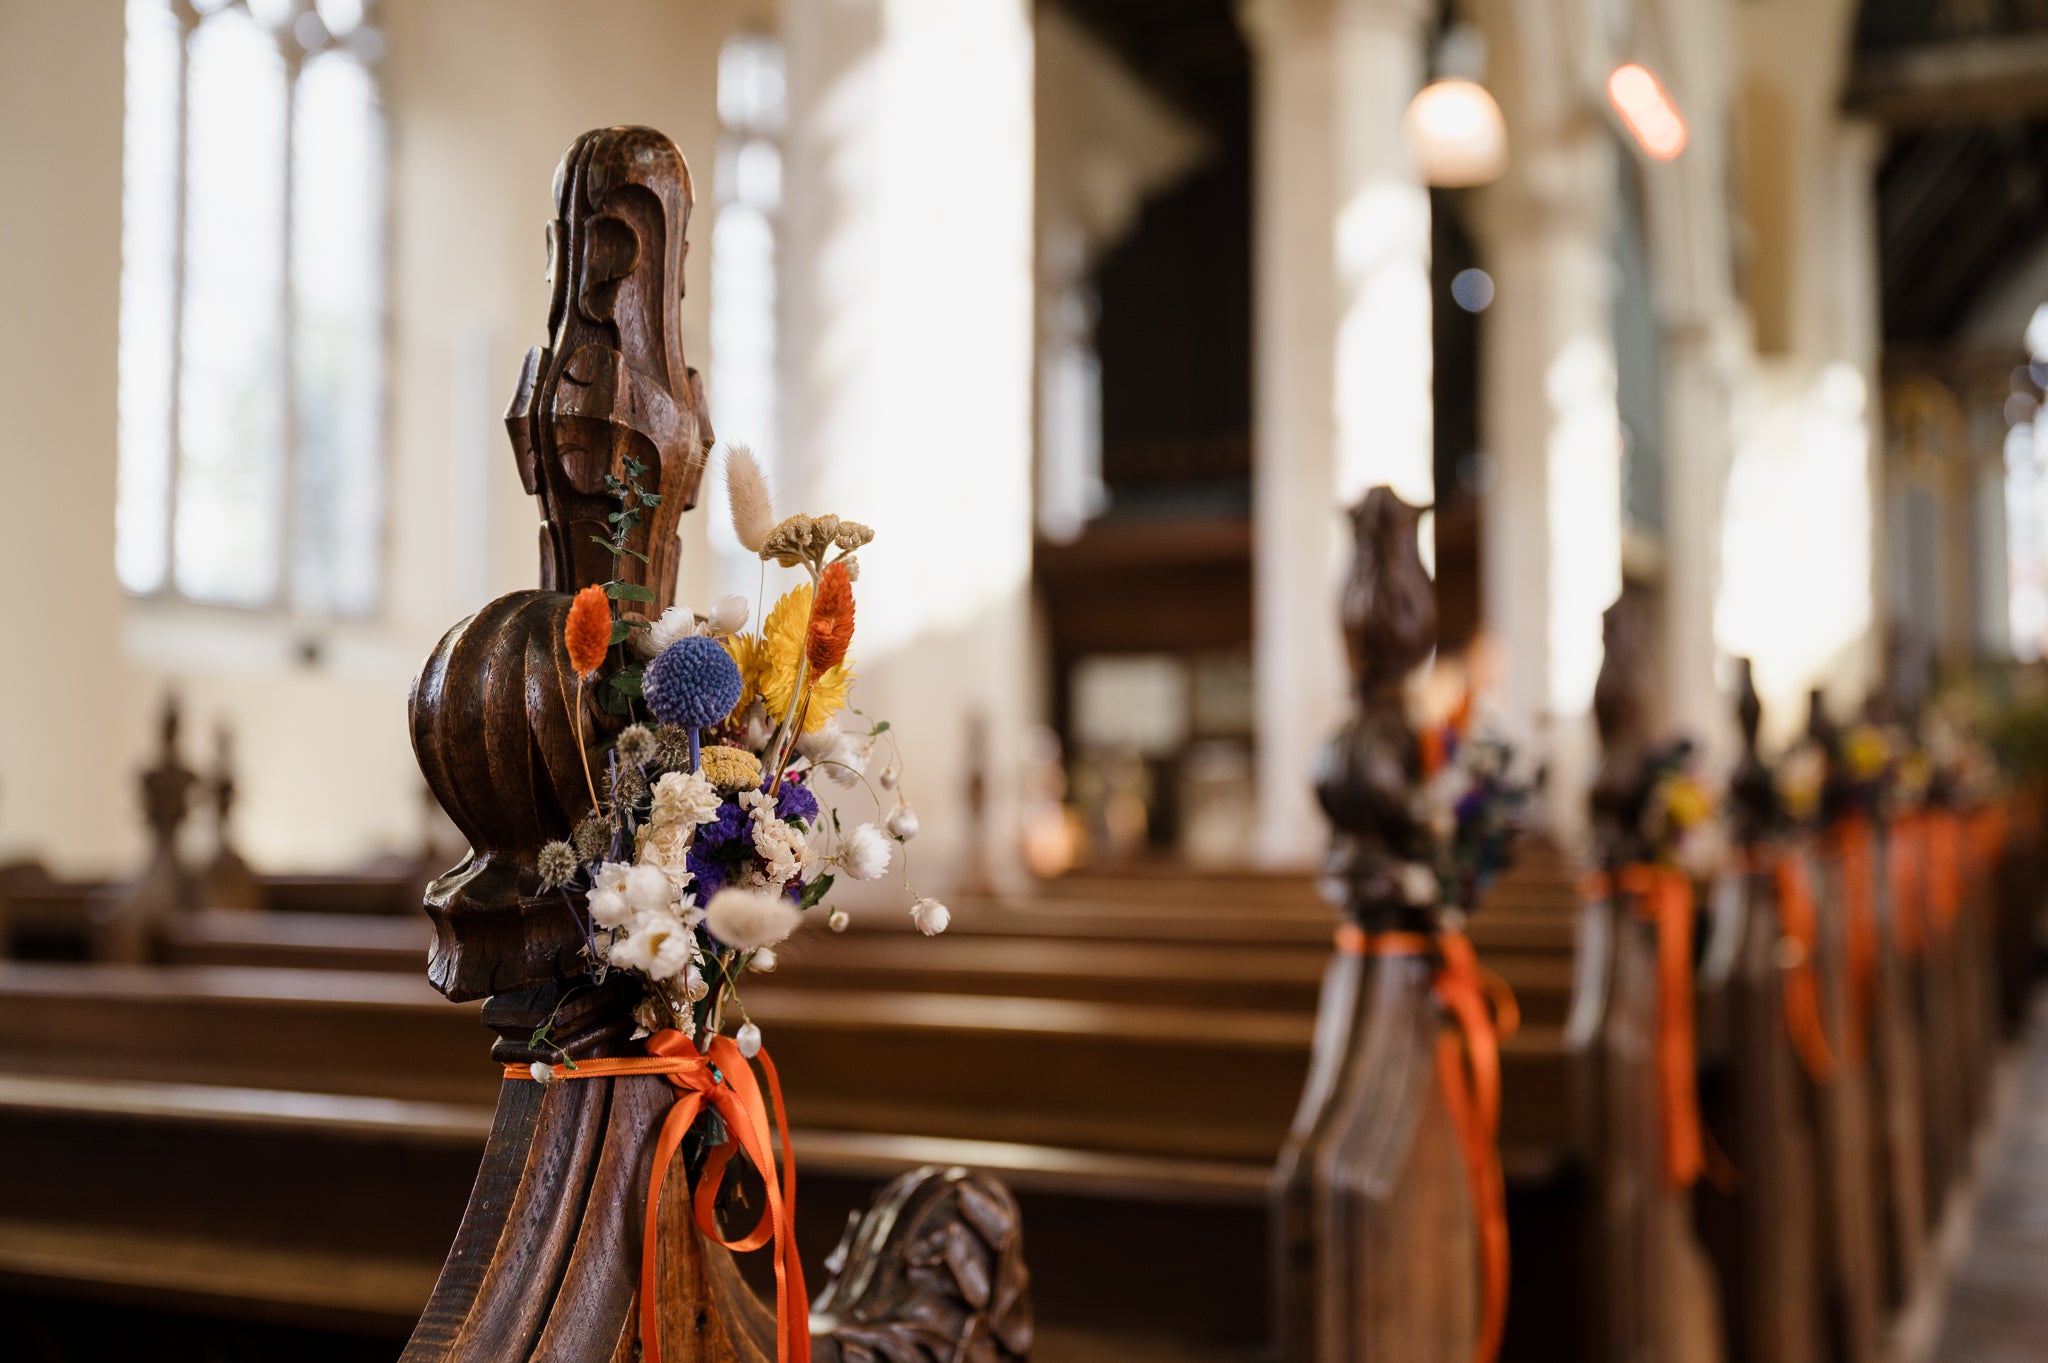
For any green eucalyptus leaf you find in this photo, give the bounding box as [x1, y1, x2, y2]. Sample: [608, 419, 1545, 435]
[606, 582, 658, 603]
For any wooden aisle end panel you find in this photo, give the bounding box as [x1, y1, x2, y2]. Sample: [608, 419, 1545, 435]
[403, 126, 1030, 1363]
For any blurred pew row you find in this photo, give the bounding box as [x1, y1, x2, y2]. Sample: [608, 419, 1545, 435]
[1, 581, 2043, 1362]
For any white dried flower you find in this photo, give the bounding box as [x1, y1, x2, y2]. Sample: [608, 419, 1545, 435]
[795, 719, 845, 763]
[740, 702, 776, 752]
[593, 862, 632, 896]
[587, 887, 633, 930]
[529, 1060, 555, 1083]
[879, 763, 899, 792]
[624, 863, 675, 914]
[886, 797, 919, 841]
[751, 946, 778, 972]
[1397, 862, 1439, 907]
[735, 1020, 763, 1059]
[754, 817, 818, 886]
[724, 444, 777, 554]
[642, 606, 701, 657]
[651, 770, 722, 829]
[706, 887, 803, 951]
[707, 594, 749, 636]
[838, 823, 892, 881]
[681, 961, 710, 1002]
[606, 909, 697, 980]
[910, 897, 950, 936]
[828, 908, 851, 933]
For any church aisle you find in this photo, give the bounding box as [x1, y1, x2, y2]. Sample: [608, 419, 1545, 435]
[1932, 995, 2048, 1363]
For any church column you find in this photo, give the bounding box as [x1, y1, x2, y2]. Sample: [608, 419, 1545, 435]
[1242, 0, 1435, 866]
[1473, 91, 1622, 842]
[778, 0, 1035, 893]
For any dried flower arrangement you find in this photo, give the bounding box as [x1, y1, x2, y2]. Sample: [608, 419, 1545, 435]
[532, 445, 943, 1065]
[1410, 704, 1536, 914]
[1637, 741, 1731, 880]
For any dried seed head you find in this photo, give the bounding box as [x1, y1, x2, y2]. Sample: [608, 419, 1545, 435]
[537, 840, 579, 890]
[573, 814, 612, 863]
[616, 724, 658, 768]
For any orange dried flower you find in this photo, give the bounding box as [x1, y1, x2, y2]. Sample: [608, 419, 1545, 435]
[564, 584, 613, 678]
[807, 562, 855, 673]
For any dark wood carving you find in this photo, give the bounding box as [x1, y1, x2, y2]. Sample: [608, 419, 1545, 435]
[1583, 588, 1723, 1363]
[98, 693, 199, 961]
[405, 126, 1031, 1363]
[1696, 659, 1825, 1363]
[199, 723, 263, 912]
[1273, 486, 1479, 1363]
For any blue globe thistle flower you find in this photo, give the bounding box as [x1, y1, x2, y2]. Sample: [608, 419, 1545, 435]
[644, 635, 743, 729]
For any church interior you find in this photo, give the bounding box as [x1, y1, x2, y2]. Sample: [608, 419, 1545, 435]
[6, 0, 2048, 1360]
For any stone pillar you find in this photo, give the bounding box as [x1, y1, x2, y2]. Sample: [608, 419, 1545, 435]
[1474, 127, 1622, 844]
[779, 0, 1035, 895]
[1242, 0, 1435, 866]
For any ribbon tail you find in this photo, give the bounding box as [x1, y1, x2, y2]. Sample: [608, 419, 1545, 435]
[641, 1089, 707, 1363]
[1773, 856, 1836, 1083]
[1434, 935, 1510, 1363]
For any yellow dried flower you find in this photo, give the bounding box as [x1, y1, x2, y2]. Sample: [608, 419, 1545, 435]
[699, 745, 763, 794]
[1845, 725, 1889, 780]
[759, 583, 854, 732]
[721, 631, 766, 723]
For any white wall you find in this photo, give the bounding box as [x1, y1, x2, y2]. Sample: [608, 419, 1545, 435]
[0, 0, 743, 876]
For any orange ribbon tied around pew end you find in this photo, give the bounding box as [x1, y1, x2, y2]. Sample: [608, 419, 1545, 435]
[1765, 850, 1836, 1084]
[1925, 810, 1962, 935]
[1336, 924, 1517, 1363]
[1828, 818, 1879, 1062]
[508, 1030, 808, 1363]
[1887, 815, 1927, 960]
[1583, 864, 1705, 1189]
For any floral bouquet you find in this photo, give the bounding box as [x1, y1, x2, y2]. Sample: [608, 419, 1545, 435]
[1637, 741, 1732, 881]
[532, 446, 945, 1060]
[1410, 707, 1537, 915]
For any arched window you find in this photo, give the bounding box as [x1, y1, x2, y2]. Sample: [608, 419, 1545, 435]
[118, 0, 386, 614]
[709, 31, 784, 496]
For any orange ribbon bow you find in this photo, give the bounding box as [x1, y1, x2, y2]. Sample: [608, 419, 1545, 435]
[509, 1030, 809, 1363]
[1336, 925, 1516, 1363]
[1763, 849, 1836, 1083]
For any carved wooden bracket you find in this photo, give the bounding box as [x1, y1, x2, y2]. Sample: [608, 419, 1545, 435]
[1313, 487, 1438, 926]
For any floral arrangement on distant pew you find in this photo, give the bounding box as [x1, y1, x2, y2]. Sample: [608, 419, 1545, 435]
[1637, 740, 1731, 880]
[535, 446, 945, 1060]
[1411, 704, 1537, 913]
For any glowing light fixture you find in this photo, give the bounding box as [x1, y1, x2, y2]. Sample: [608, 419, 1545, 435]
[1607, 63, 1687, 160]
[1405, 25, 1507, 188]
[1405, 77, 1509, 187]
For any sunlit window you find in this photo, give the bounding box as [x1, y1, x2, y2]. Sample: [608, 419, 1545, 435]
[119, 0, 386, 613]
[710, 33, 784, 481]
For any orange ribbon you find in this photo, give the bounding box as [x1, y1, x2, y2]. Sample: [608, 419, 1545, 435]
[1963, 804, 2009, 915]
[1761, 849, 1836, 1083]
[508, 1030, 809, 1363]
[1828, 818, 1879, 1060]
[1887, 816, 1927, 960]
[1925, 810, 1962, 934]
[1335, 925, 1515, 1363]
[1583, 865, 1705, 1188]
